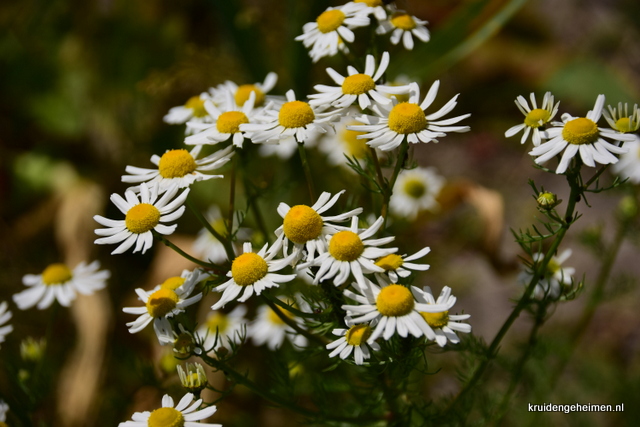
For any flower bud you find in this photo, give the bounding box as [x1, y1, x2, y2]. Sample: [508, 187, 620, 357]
[177, 362, 208, 393]
[537, 192, 561, 210]
[20, 337, 46, 363]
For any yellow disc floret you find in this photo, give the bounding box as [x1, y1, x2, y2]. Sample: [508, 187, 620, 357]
[391, 13, 416, 31]
[160, 276, 186, 291]
[283, 205, 323, 244]
[316, 9, 346, 34]
[158, 149, 197, 178]
[231, 253, 268, 286]
[614, 117, 632, 133]
[388, 103, 427, 134]
[524, 108, 551, 128]
[376, 284, 415, 317]
[341, 123, 369, 158]
[147, 407, 185, 427]
[235, 84, 265, 107]
[346, 324, 372, 346]
[329, 231, 364, 262]
[342, 74, 376, 95]
[403, 178, 426, 198]
[42, 263, 73, 285]
[185, 96, 207, 118]
[375, 254, 404, 271]
[125, 203, 161, 234]
[562, 118, 599, 145]
[420, 310, 449, 329]
[216, 111, 249, 134]
[146, 288, 179, 318]
[278, 101, 315, 129]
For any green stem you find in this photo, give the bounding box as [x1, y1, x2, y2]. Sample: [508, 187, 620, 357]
[297, 141, 316, 202]
[185, 198, 236, 262]
[153, 231, 225, 273]
[261, 296, 328, 345]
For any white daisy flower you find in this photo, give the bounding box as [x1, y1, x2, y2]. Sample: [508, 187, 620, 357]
[197, 304, 248, 351]
[249, 299, 308, 350]
[212, 72, 279, 109]
[302, 216, 397, 289]
[309, 52, 410, 110]
[605, 103, 640, 183]
[122, 269, 204, 343]
[0, 302, 13, 348]
[118, 392, 221, 427]
[505, 92, 559, 146]
[0, 400, 8, 422]
[163, 94, 210, 126]
[319, 112, 382, 169]
[374, 246, 431, 282]
[390, 166, 444, 220]
[121, 145, 233, 193]
[295, 3, 371, 63]
[240, 90, 337, 145]
[603, 102, 640, 134]
[326, 323, 380, 365]
[353, 0, 388, 21]
[13, 261, 110, 310]
[270, 190, 363, 264]
[376, 11, 430, 50]
[348, 81, 470, 151]
[212, 242, 296, 310]
[414, 286, 471, 347]
[94, 183, 189, 255]
[342, 277, 450, 343]
[519, 249, 575, 300]
[529, 95, 636, 174]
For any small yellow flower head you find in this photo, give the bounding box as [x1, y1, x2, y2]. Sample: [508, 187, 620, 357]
[537, 192, 560, 210]
[375, 254, 404, 271]
[125, 203, 161, 234]
[346, 324, 372, 346]
[283, 205, 324, 244]
[148, 407, 184, 427]
[173, 331, 197, 356]
[158, 150, 197, 179]
[185, 96, 207, 118]
[20, 337, 46, 362]
[562, 118, 599, 145]
[177, 362, 208, 393]
[41, 263, 72, 286]
[231, 253, 269, 286]
[146, 289, 179, 318]
[329, 231, 365, 261]
[376, 284, 415, 317]
[388, 102, 427, 134]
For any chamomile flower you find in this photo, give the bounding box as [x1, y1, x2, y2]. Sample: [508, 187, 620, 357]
[0, 302, 13, 348]
[295, 3, 370, 62]
[13, 261, 110, 310]
[94, 183, 189, 255]
[375, 246, 431, 282]
[603, 102, 640, 134]
[303, 216, 397, 289]
[118, 392, 221, 427]
[519, 249, 575, 300]
[348, 82, 470, 151]
[376, 11, 430, 50]
[163, 323, 201, 356]
[121, 145, 233, 193]
[354, 0, 388, 21]
[414, 286, 471, 347]
[177, 363, 208, 394]
[249, 299, 307, 350]
[122, 269, 204, 343]
[326, 323, 380, 365]
[309, 52, 410, 110]
[390, 166, 444, 220]
[342, 277, 450, 343]
[505, 92, 559, 146]
[197, 305, 248, 351]
[213, 72, 279, 109]
[529, 95, 636, 174]
[271, 190, 363, 263]
[164, 94, 210, 125]
[240, 90, 337, 145]
[212, 242, 296, 310]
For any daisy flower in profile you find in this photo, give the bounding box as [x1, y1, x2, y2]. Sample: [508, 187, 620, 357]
[376, 11, 430, 50]
[390, 166, 444, 220]
[163, 93, 210, 125]
[271, 190, 363, 263]
[212, 242, 296, 310]
[326, 323, 380, 365]
[309, 52, 410, 110]
[303, 216, 397, 289]
[123, 269, 204, 343]
[529, 95, 636, 174]
[121, 145, 233, 193]
[13, 261, 110, 310]
[249, 299, 307, 350]
[414, 286, 471, 347]
[197, 305, 248, 351]
[520, 249, 575, 300]
[0, 302, 13, 348]
[94, 183, 188, 255]
[348, 82, 470, 151]
[214, 72, 279, 109]
[354, 0, 388, 21]
[342, 277, 449, 343]
[603, 102, 640, 135]
[505, 92, 559, 146]
[118, 392, 221, 427]
[295, 3, 370, 62]
[375, 246, 431, 282]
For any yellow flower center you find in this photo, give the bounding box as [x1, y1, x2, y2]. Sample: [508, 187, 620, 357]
[562, 118, 599, 145]
[231, 253, 268, 286]
[355, 0, 383, 6]
[235, 84, 265, 107]
[346, 324, 372, 346]
[125, 203, 161, 234]
[329, 231, 364, 262]
[342, 74, 376, 95]
[216, 111, 249, 134]
[184, 96, 207, 118]
[146, 288, 179, 318]
[524, 108, 551, 128]
[283, 205, 323, 244]
[388, 103, 427, 134]
[403, 178, 426, 198]
[547, 258, 560, 274]
[160, 276, 186, 291]
[420, 310, 449, 328]
[278, 101, 315, 129]
[376, 284, 415, 317]
[267, 304, 295, 325]
[615, 117, 632, 133]
[41, 263, 73, 285]
[206, 312, 230, 334]
[391, 13, 416, 31]
[147, 407, 185, 427]
[316, 9, 346, 34]
[375, 254, 404, 271]
[341, 123, 369, 158]
[158, 149, 197, 178]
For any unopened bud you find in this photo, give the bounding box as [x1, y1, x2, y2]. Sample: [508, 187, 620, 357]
[177, 362, 208, 393]
[537, 192, 561, 210]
